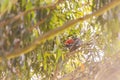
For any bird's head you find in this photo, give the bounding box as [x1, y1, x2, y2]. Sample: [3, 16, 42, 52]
[64, 38, 75, 48]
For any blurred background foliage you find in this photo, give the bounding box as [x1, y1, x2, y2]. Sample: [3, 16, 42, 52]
[0, 0, 120, 80]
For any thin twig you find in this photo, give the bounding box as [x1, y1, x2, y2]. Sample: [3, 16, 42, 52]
[0, 0, 63, 27]
[28, 11, 51, 31]
[58, 64, 85, 80]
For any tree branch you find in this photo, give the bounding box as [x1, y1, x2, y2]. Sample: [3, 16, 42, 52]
[0, 0, 120, 62]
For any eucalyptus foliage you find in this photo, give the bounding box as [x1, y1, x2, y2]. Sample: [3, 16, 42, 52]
[0, 0, 120, 80]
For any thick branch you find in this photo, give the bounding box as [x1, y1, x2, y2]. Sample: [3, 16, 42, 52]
[0, 0, 120, 62]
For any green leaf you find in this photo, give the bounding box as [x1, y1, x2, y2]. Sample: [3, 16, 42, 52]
[26, 0, 33, 10]
[0, 0, 9, 12]
[56, 49, 62, 63]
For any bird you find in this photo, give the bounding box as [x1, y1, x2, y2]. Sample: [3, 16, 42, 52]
[64, 37, 83, 52]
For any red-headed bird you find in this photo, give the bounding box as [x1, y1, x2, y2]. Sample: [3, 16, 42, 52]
[65, 37, 83, 52]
